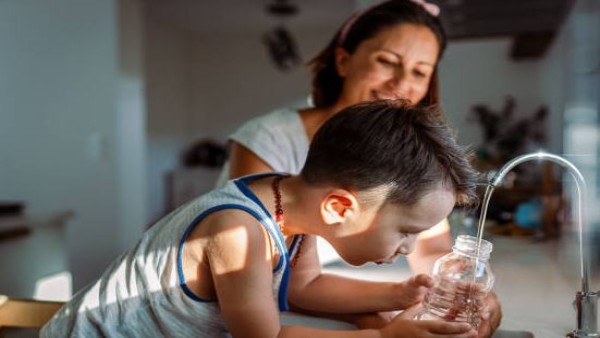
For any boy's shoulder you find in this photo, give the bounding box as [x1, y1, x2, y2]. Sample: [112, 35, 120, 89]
[191, 208, 277, 266]
[193, 207, 268, 240]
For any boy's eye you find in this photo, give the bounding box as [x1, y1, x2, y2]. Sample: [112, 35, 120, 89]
[400, 229, 421, 237]
[377, 57, 396, 67]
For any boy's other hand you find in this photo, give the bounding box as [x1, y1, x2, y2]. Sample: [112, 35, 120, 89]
[436, 281, 500, 337]
[392, 274, 434, 309]
[476, 292, 502, 338]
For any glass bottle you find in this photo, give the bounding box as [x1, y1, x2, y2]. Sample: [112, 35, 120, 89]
[415, 235, 494, 327]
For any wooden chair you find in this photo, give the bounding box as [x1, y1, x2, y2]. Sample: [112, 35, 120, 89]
[0, 295, 64, 329]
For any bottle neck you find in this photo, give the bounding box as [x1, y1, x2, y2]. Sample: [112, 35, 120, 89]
[453, 235, 493, 260]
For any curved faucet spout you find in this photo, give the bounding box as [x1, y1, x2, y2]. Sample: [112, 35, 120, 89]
[490, 152, 585, 192]
[488, 151, 597, 337]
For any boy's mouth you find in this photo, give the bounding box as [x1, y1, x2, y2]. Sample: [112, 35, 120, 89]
[375, 252, 401, 265]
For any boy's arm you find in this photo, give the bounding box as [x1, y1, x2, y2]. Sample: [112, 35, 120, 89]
[206, 213, 475, 338]
[206, 213, 280, 337]
[287, 236, 428, 314]
[206, 212, 376, 337]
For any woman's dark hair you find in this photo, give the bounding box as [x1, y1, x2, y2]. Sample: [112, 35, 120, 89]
[308, 0, 447, 108]
[300, 100, 480, 207]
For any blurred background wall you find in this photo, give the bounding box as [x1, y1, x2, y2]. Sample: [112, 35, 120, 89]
[0, 0, 597, 299]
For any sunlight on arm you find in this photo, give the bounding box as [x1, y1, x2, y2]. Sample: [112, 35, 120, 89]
[208, 226, 251, 275]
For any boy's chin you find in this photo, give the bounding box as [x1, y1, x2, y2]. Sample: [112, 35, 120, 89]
[340, 256, 369, 267]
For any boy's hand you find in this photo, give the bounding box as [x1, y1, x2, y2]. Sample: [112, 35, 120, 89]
[352, 311, 398, 329]
[405, 280, 501, 338]
[392, 274, 434, 309]
[476, 292, 502, 338]
[438, 280, 486, 324]
[380, 316, 477, 338]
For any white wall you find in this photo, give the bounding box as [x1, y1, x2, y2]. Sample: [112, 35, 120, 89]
[188, 25, 337, 140]
[117, 0, 149, 250]
[144, 15, 194, 222]
[438, 38, 546, 150]
[0, 0, 120, 291]
[0, 0, 149, 294]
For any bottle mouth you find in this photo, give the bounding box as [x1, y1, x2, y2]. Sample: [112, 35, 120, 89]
[453, 235, 493, 259]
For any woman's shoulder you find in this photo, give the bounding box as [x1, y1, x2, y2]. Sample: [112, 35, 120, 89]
[231, 106, 303, 140]
[246, 107, 301, 129]
[228, 105, 310, 174]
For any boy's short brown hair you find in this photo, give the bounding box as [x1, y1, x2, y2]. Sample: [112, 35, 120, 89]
[300, 100, 480, 207]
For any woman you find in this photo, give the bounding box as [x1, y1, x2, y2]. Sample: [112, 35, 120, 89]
[219, 0, 501, 335]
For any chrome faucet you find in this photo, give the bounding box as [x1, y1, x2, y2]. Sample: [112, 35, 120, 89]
[489, 151, 599, 338]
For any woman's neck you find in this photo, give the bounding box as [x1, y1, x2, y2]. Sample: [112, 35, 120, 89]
[299, 104, 343, 141]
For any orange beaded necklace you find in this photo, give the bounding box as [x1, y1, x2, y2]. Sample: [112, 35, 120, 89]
[272, 176, 303, 268]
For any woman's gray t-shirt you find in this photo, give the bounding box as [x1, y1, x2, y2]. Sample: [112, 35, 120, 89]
[216, 107, 309, 187]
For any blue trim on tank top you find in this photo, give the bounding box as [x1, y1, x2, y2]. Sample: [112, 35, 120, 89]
[178, 204, 266, 303]
[235, 173, 294, 311]
[234, 173, 290, 272]
[177, 175, 293, 311]
[290, 234, 303, 254]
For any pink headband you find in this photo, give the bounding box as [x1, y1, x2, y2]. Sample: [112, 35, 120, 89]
[338, 9, 369, 46]
[338, 0, 440, 46]
[408, 0, 440, 17]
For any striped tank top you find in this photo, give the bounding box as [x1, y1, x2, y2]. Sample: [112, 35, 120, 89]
[41, 173, 302, 337]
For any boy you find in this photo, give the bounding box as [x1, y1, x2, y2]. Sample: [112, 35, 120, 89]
[42, 100, 480, 337]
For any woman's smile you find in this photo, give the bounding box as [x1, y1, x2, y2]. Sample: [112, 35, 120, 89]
[372, 90, 403, 101]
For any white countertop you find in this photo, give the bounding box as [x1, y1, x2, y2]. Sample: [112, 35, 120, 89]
[485, 235, 598, 337]
[283, 233, 600, 337]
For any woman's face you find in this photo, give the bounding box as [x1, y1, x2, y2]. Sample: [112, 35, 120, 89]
[335, 23, 440, 107]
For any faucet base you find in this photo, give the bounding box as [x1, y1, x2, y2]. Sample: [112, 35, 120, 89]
[570, 290, 599, 338]
[566, 331, 600, 338]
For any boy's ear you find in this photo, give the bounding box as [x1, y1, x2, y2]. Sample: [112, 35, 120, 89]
[321, 189, 358, 225]
[334, 47, 350, 78]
